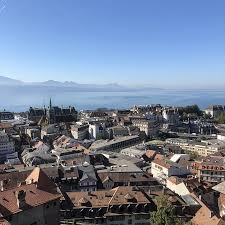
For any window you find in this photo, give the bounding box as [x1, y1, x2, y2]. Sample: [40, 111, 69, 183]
[128, 219, 132, 224]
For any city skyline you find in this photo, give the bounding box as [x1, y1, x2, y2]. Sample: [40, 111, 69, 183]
[0, 0, 225, 88]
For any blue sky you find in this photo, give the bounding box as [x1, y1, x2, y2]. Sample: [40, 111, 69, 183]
[0, 0, 225, 88]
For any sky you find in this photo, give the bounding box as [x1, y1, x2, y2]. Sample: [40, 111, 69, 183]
[0, 0, 225, 88]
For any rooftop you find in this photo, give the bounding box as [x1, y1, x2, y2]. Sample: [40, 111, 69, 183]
[66, 186, 152, 208]
[90, 135, 139, 150]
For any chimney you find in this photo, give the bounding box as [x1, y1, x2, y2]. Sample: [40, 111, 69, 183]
[209, 211, 214, 218]
[15, 190, 26, 209]
[0, 180, 3, 191]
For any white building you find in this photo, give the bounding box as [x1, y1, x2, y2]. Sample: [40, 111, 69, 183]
[89, 123, 105, 139]
[151, 159, 190, 184]
[0, 131, 16, 162]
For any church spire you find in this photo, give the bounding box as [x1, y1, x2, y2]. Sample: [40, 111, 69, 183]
[49, 97, 52, 109]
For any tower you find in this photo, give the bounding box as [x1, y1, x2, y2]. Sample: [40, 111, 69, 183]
[49, 97, 52, 109]
[47, 97, 55, 124]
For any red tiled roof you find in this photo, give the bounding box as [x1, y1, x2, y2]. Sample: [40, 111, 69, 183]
[0, 183, 61, 217]
[25, 167, 57, 192]
[66, 186, 152, 208]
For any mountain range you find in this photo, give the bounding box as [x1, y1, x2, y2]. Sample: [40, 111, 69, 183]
[0, 75, 158, 92]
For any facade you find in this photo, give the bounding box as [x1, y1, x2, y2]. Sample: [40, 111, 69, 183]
[77, 163, 98, 192]
[192, 156, 225, 183]
[0, 111, 14, 121]
[71, 123, 89, 140]
[89, 123, 105, 139]
[166, 138, 225, 157]
[132, 119, 159, 137]
[0, 131, 15, 162]
[28, 99, 77, 124]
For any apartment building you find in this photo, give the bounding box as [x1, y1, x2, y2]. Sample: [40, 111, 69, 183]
[166, 138, 225, 157]
[192, 156, 225, 183]
[0, 131, 15, 162]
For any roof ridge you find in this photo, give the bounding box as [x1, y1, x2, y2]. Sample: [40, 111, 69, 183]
[107, 187, 119, 210]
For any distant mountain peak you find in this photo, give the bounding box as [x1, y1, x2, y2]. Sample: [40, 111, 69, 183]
[0, 75, 23, 85]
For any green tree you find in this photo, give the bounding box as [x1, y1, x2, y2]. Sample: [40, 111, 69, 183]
[150, 195, 183, 225]
[216, 112, 225, 124]
[178, 105, 203, 118]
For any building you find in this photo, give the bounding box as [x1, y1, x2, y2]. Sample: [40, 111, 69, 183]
[89, 135, 141, 152]
[97, 171, 159, 190]
[71, 123, 89, 140]
[0, 131, 16, 163]
[61, 186, 155, 225]
[120, 144, 146, 159]
[106, 125, 129, 138]
[213, 181, 225, 218]
[205, 105, 225, 118]
[25, 126, 41, 140]
[132, 119, 159, 137]
[162, 108, 180, 124]
[191, 198, 225, 225]
[0, 167, 61, 225]
[28, 99, 77, 124]
[89, 123, 105, 139]
[192, 155, 225, 183]
[0, 111, 14, 121]
[52, 135, 79, 149]
[33, 141, 50, 152]
[151, 158, 190, 184]
[77, 162, 98, 192]
[218, 134, 225, 142]
[166, 138, 225, 157]
[41, 124, 68, 141]
[51, 147, 85, 163]
[131, 104, 162, 114]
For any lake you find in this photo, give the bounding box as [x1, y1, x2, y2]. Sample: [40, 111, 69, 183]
[0, 88, 225, 112]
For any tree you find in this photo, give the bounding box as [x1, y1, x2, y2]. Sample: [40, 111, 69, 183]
[178, 105, 203, 119]
[150, 195, 183, 225]
[216, 112, 225, 124]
